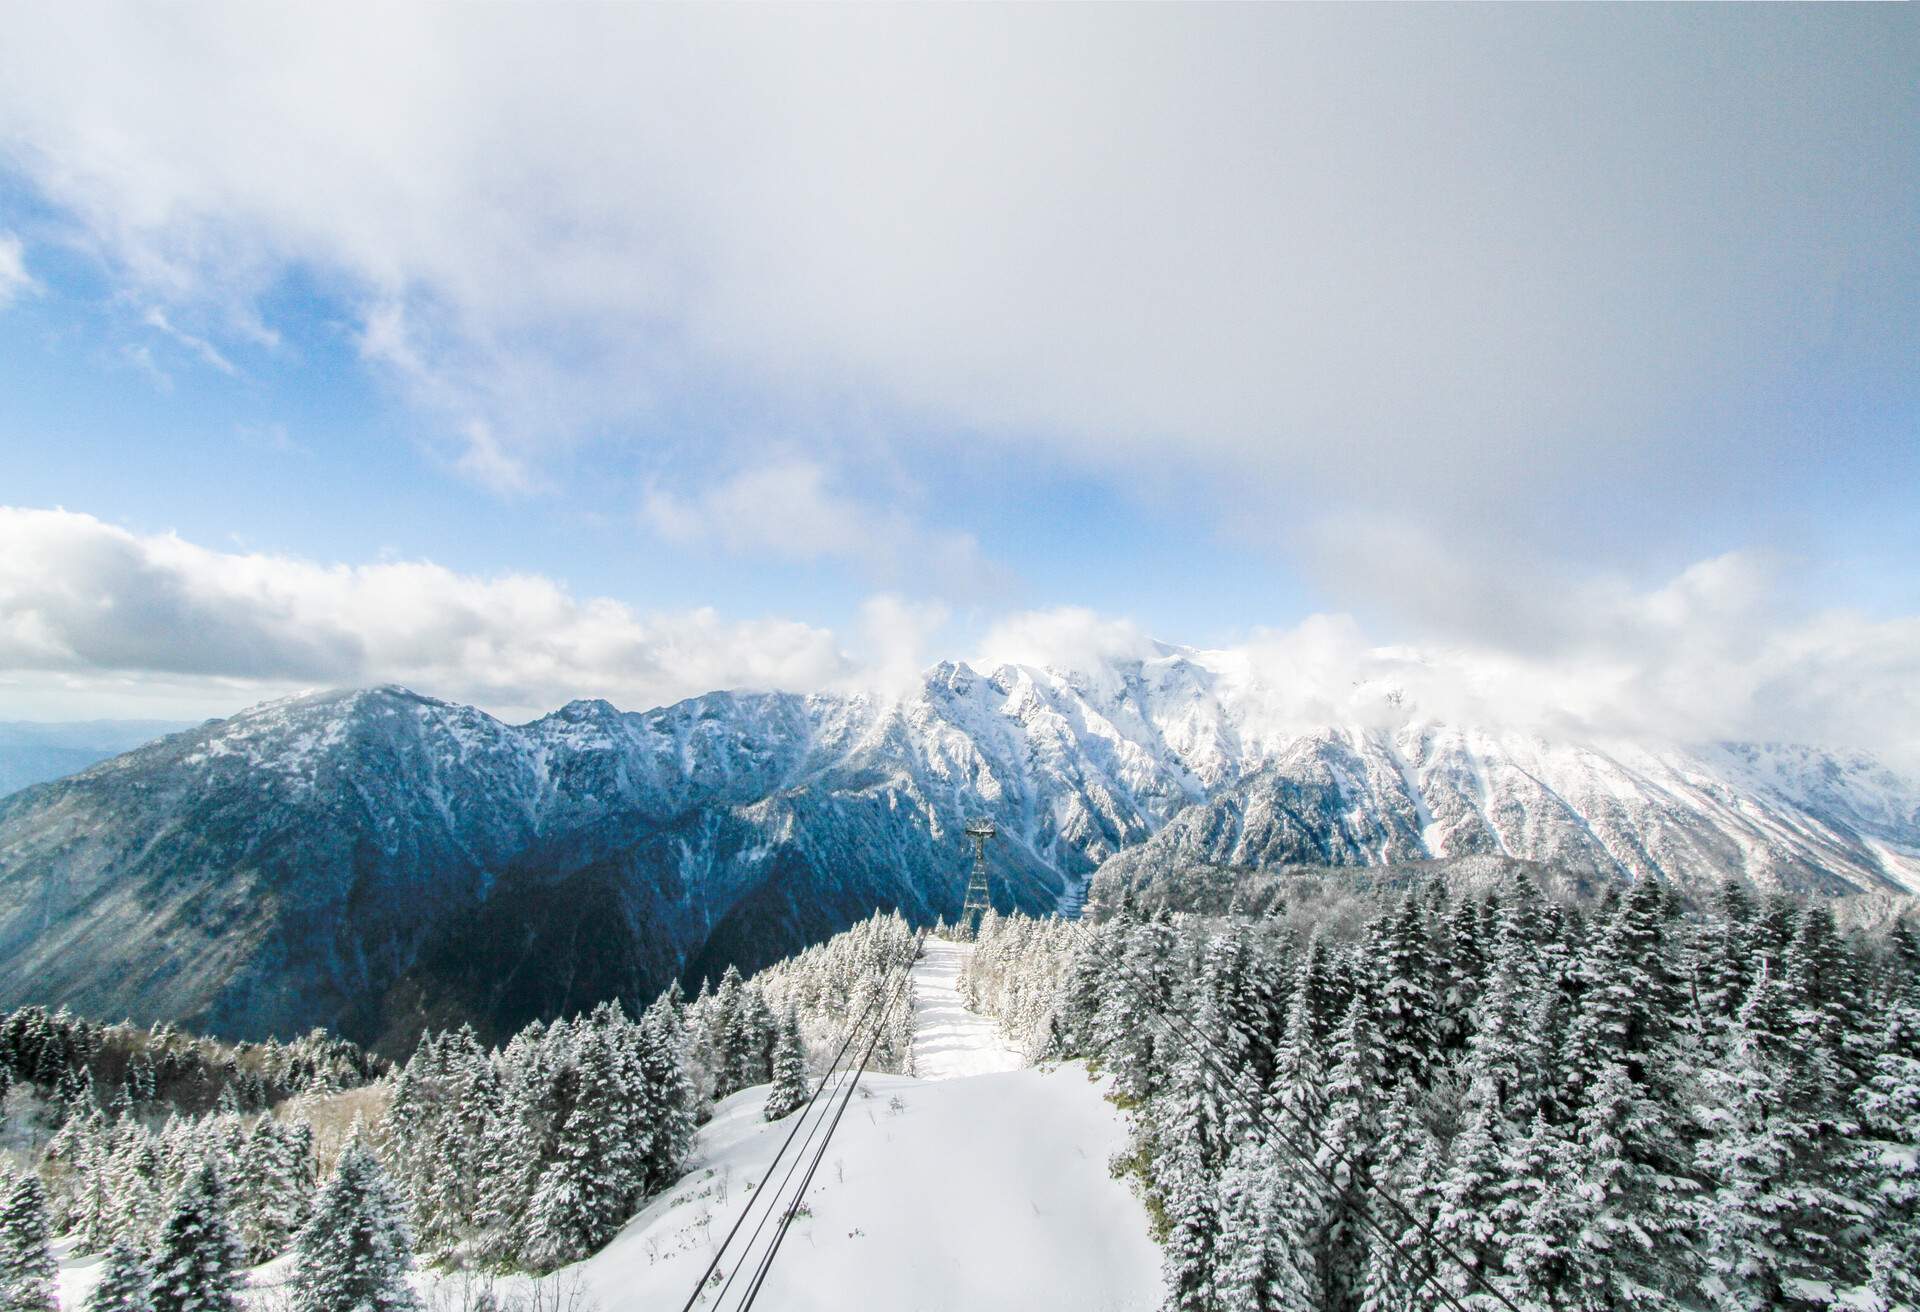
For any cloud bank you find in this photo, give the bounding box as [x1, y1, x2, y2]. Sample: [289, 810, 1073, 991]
[1, 5, 1911, 570]
[0, 508, 849, 721]
[4, 507, 1915, 771]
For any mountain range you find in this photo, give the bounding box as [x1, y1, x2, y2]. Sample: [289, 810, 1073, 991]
[1, 648, 1915, 1051]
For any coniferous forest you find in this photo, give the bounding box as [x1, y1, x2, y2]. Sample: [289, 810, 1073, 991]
[2, 882, 1917, 1311]
[965, 874, 1920, 1312]
[0, 912, 923, 1312]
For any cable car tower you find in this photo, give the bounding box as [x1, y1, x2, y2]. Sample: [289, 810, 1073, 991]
[961, 817, 996, 935]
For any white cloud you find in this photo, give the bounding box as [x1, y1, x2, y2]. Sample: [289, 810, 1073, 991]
[141, 306, 238, 375]
[0, 508, 1915, 770]
[641, 459, 991, 591]
[852, 594, 951, 698]
[972, 560, 1920, 773]
[1226, 556, 1920, 771]
[0, 233, 33, 306]
[0, 507, 851, 721]
[0, 5, 1907, 558]
[975, 607, 1162, 675]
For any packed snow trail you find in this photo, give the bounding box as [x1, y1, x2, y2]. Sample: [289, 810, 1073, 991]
[909, 937, 1024, 1079]
[527, 938, 1157, 1311]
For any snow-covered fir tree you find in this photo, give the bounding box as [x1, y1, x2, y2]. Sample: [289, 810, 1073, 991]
[288, 1136, 418, 1312]
[0, 1171, 58, 1312]
[86, 1241, 155, 1312]
[149, 1162, 246, 1312]
[764, 1007, 810, 1121]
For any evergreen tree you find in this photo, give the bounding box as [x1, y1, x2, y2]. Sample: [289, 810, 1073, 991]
[150, 1162, 246, 1312]
[0, 1172, 57, 1312]
[1693, 972, 1858, 1310]
[522, 1027, 634, 1271]
[637, 1000, 695, 1194]
[1855, 983, 1920, 1309]
[763, 1008, 810, 1121]
[1159, 1130, 1223, 1312]
[288, 1138, 418, 1312]
[1317, 994, 1387, 1312]
[86, 1241, 155, 1312]
[1215, 1139, 1299, 1312]
[1374, 894, 1436, 1088]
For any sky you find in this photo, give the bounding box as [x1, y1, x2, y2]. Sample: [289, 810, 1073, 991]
[0, 6, 1915, 762]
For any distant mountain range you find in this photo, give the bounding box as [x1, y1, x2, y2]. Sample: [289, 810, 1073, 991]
[0, 651, 1914, 1051]
[0, 719, 191, 798]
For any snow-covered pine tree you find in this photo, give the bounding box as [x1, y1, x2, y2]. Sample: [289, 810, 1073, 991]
[764, 1007, 810, 1121]
[472, 1044, 545, 1267]
[1215, 1137, 1300, 1312]
[637, 997, 695, 1195]
[1852, 975, 1920, 1309]
[288, 1136, 418, 1312]
[1317, 993, 1387, 1312]
[0, 1171, 58, 1312]
[1159, 1129, 1223, 1312]
[87, 1241, 155, 1312]
[1374, 894, 1436, 1089]
[1566, 1061, 1686, 1310]
[107, 1134, 167, 1250]
[1693, 970, 1861, 1310]
[522, 1023, 634, 1271]
[149, 1161, 246, 1312]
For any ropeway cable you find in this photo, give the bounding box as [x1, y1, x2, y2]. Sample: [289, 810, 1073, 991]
[1068, 921, 1528, 1312]
[674, 987, 885, 1312]
[731, 980, 908, 1312]
[705, 1007, 883, 1312]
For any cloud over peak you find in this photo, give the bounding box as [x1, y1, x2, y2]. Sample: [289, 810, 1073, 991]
[7, 507, 1911, 770]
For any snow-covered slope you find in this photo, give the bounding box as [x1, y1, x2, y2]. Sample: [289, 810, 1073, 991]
[910, 940, 1023, 1080]
[53, 942, 1162, 1312]
[1, 650, 1915, 1049]
[542, 937, 1157, 1312]
[553, 1065, 1158, 1312]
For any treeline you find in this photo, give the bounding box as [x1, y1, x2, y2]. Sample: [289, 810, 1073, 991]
[381, 998, 694, 1272]
[0, 1005, 384, 1124]
[0, 910, 934, 1312]
[977, 876, 1920, 1311]
[749, 910, 918, 1076]
[957, 910, 1078, 1060]
[1, 1003, 413, 1312]
[375, 912, 923, 1275]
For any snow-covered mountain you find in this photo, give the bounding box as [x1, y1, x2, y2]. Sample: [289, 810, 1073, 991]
[1, 648, 1915, 1050]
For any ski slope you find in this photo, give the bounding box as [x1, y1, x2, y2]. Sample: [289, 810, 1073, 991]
[550, 937, 1160, 1311]
[56, 940, 1161, 1312]
[910, 937, 1024, 1079]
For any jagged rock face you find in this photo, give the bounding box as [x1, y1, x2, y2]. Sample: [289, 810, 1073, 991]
[0, 657, 1915, 1051]
[1089, 722, 1920, 903]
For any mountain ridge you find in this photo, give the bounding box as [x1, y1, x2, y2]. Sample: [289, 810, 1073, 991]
[1, 655, 1915, 1051]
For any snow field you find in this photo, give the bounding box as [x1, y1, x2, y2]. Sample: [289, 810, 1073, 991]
[549, 1067, 1159, 1312]
[531, 937, 1158, 1310]
[909, 939, 1024, 1080]
[59, 937, 1161, 1312]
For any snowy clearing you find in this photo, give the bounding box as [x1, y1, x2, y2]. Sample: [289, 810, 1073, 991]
[547, 1065, 1158, 1312]
[550, 938, 1156, 1309]
[910, 938, 1025, 1080]
[59, 936, 1160, 1312]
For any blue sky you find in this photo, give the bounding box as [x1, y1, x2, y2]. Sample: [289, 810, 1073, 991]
[0, 5, 1915, 755]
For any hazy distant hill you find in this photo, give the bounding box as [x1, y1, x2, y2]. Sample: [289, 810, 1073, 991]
[0, 718, 192, 797]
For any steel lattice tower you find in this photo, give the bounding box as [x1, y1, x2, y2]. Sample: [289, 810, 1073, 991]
[961, 817, 996, 934]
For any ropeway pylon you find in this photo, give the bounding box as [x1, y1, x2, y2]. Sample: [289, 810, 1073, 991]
[961, 817, 995, 935]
